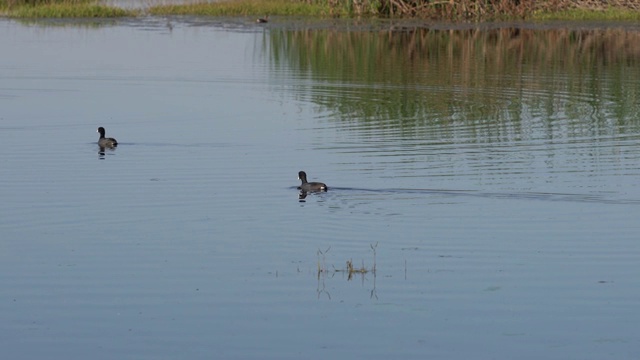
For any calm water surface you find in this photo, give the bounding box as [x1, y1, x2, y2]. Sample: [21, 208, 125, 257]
[1, 17, 640, 359]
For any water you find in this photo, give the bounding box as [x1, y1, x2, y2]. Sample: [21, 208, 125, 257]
[1, 17, 640, 359]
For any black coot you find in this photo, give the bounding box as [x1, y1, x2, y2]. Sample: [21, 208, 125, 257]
[298, 171, 328, 192]
[97, 127, 118, 147]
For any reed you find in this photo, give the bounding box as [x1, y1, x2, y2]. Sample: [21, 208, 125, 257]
[321, 0, 640, 20]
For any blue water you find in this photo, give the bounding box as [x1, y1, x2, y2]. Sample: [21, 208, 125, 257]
[1, 17, 640, 360]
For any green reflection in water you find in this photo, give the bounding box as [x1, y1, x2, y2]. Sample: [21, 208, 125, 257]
[267, 25, 640, 140]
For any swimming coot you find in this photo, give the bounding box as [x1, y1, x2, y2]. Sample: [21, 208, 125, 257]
[256, 15, 269, 23]
[298, 171, 328, 192]
[97, 127, 118, 147]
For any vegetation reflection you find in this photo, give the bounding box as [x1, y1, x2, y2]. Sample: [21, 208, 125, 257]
[267, 26, 640, 138]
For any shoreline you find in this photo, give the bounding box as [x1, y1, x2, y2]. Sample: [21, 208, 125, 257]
[1, 0, 640, 21]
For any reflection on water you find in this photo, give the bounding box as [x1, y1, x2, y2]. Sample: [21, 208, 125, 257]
[98, 146, 116, 160]
[316, 243, 379, 299]
[269, 26, 640, 127]
[1, 18, 640, 360]
[267, 25, 640, 197]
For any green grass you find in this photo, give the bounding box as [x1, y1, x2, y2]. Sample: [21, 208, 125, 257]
[148, 0, 330, 17]
[10, 4, 133, 17]
[0, 0, 89, 5]
[0, 0, 135, 18]
[532, 7, 640, 21]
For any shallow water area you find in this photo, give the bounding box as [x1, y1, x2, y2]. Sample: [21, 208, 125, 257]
[1, 16, 640, 359]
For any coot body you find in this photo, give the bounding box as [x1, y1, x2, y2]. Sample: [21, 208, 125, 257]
[298, 171, 328, 192]
[97, 127, 118, 147]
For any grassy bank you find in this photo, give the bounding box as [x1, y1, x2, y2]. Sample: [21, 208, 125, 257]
[148, 0, 640, 21]
[0, 0, 134, 17]
[148, 0, 327, 17]
[2, 0, 640, 21]
[534, 7, 640, 21]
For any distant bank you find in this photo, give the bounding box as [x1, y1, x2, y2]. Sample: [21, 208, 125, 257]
[2, 0, 640, 21]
